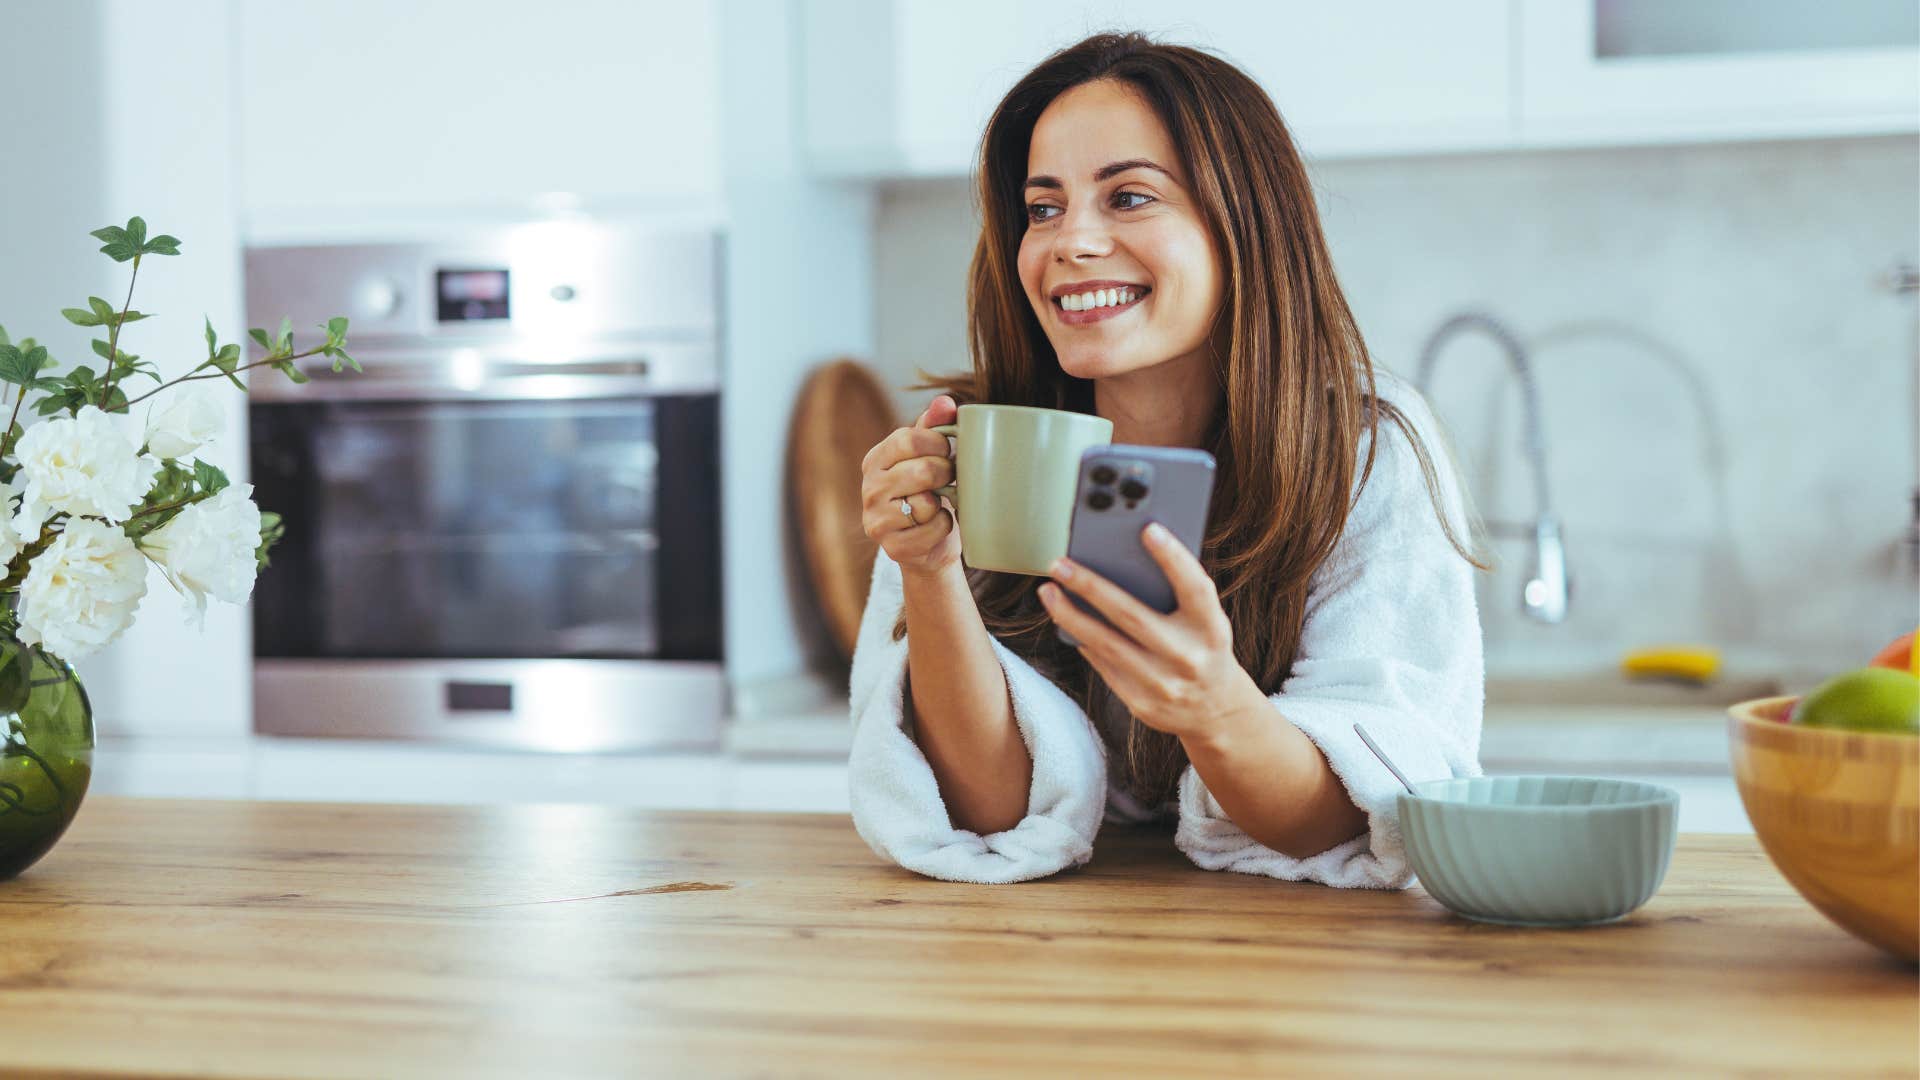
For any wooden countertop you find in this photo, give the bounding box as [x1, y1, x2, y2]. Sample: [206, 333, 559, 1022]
[1, 798, 1913, 1078]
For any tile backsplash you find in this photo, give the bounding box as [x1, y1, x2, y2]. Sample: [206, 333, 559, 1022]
[872, 135, 1919, 678]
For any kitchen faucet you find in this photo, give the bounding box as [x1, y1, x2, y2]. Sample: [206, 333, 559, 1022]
[1415, 312, 1568, 624]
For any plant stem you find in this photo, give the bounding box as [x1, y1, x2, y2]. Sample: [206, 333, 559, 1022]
[129, 493, 206, 521]
[111, 349, 328, 413]
[99, 254, 142, 406]
[0, 378, 25, 460]
[0, 524, 62, 593]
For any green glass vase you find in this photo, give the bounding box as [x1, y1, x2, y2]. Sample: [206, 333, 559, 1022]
[0, 626, 93, 880]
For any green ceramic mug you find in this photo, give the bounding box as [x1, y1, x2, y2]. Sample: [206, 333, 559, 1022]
[932, 404, 1113, 576]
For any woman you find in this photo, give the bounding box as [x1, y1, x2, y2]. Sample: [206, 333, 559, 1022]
[849, 32, 1484, 886]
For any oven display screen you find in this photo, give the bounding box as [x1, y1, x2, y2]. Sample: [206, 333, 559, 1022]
[436, 269, 510, 322]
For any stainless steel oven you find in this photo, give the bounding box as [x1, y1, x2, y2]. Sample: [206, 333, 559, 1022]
[246, 224, 723, 751]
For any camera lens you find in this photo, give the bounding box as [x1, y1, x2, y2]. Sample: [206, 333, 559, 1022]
[1087, 490, 1114, 511]
[1089, 464, 1118, 486]
[1118, 478, 1148, 500]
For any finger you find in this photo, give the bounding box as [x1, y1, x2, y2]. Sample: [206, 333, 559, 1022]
[867, 425, 952, 474]
[1140, 523, 1223, 625]
[915, 394, 958, 430]
[874, 454, 955, 502]
[868, 490, 943, 537]
[1048, 557, 1176, 654]
[1039, 581, 1154, 668]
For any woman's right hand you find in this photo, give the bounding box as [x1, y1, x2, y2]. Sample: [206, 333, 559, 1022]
[861, 395, 961, 578]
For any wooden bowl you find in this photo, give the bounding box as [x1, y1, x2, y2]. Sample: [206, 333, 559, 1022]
[1727, 696, 1919, 962]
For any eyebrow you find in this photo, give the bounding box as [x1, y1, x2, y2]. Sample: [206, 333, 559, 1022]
[1023, 158, 1173, 191]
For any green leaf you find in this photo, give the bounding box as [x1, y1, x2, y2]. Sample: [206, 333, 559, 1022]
[89, 297, 115, 322]
[338, 349, 361, 373]
[91, 224, 139, 262]
[248, 328, 271, 350]
[274, 315, 292, 354]
[193, 460, 230, 496]
[256, 511, 285, 571]
[113, 310, 150, 326]
[61, 307, 103, 327]
[126, 217, 147, 247]
[0, 325, 9, 347]
[142, 234, 181, 256]
[212, 344, 246, 390]
[90, 338, 136, 363]
[273, 359, 310, 385]
[204, 316, 217, 357]
[0, 344, 50, 387]
[0, 343, 51, 387]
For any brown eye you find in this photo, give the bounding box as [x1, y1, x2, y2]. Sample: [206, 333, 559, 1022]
[1113, 191, 1153, 210]
[1026, 204, 1060, 223]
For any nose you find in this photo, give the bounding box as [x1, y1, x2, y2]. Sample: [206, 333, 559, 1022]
[1052, 203, 1112, 262]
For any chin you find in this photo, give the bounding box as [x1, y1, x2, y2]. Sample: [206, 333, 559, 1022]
[1055, 347, 1149, 381]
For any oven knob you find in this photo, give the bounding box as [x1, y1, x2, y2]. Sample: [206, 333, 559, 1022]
[355, 277, 403, 319]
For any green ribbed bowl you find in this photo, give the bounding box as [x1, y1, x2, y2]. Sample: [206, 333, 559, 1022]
[1399, 776, 1680, 927]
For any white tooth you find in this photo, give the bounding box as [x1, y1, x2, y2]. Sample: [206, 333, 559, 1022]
[1099, 288, 1115, 308]
[1066, 293, 1083, 312]
[1088, 289, 1103, 308]
[1119, 288, 1134, 304]
[1060, 294, 1075, 311]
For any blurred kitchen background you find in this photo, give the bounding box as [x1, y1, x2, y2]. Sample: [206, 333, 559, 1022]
[1, 0, 1914, 829]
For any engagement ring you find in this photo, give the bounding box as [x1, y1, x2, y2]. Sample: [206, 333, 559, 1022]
[898, 498, 915, 523]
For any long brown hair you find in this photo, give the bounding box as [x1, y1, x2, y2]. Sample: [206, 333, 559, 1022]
[899, 32, 1480, 805]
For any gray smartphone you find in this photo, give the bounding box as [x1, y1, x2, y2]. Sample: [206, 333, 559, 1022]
[1056, 445, 1216, 646]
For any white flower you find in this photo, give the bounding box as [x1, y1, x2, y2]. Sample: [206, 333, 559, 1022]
[140, 483, 262, 627]
[17, 518, 147, 659]
[143, 385, 224, 460]
[13, 406, 161, 531]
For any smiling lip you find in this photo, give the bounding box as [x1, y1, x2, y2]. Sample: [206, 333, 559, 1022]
[1053, 288, 1148, 326]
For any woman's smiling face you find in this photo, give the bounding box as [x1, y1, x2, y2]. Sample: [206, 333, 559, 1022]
[1017, 78, 1223, 382]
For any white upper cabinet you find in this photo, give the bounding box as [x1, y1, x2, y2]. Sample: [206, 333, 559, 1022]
[800, 0, 1513, 177]
[1519, 0, 1920, 144]
[801, 0, 1920, 178]
[239, 1, 722, 224]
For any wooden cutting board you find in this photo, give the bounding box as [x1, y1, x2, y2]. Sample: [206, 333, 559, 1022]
[788, 359, 900, 661]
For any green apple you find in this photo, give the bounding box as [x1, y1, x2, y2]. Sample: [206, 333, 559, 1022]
[1793, 668, 1920, 734]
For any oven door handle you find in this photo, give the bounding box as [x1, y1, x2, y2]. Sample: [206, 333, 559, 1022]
[253, 347, 715, 401]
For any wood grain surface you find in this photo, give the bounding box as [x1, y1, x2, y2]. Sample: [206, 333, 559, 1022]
[0, 798, 1913, 1078]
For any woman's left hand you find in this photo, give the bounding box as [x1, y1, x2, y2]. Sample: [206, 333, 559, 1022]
[1039, 523, 1266, 743]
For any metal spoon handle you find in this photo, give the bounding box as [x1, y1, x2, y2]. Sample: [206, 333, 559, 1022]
[1353, 722, 1418, 795]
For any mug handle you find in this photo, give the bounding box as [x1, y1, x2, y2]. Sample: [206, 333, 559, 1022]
[930, 423, 958, 502]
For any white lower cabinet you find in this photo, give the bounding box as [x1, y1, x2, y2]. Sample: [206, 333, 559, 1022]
[90, 738, 851, 815]
[91, 736, 1747, 832]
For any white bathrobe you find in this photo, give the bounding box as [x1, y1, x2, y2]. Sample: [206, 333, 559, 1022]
[845, 378, 1484, 888]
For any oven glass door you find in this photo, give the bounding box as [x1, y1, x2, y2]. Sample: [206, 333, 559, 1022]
[252, 398, 666, 660]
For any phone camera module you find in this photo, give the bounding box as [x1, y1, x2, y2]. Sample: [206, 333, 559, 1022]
[1087, 490, 1114, 511]
[1118, 478, 1148, 501]
[1089, 464, 1118, 486]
